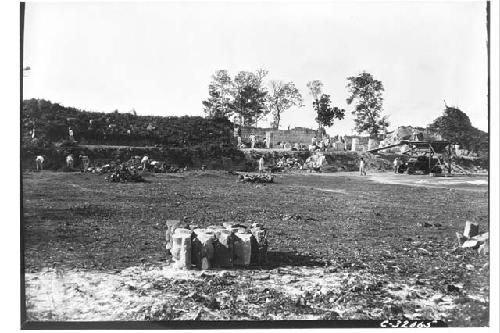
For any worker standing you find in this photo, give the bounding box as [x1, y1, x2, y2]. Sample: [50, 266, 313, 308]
[393, 157, 399, 173]
[258, 156, 265, 174]
[141, 155, 149, 171]
[359, 157, 366, 176]
[66, 154, 74, 169]
[35, 155, 44, 171]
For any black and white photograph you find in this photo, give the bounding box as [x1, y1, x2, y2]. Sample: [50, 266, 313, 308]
[11, 0, 500, 329]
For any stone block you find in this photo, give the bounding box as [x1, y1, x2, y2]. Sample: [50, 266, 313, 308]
[250, 227, 268, 265]
[192, 231, 215, 270]
[172, 232, 192, 269]
[462, 240, 479, 249]
[478, 239, 489, 255]
[214, 229, 235, 268]
[463, 221, 479, 239]
[471, 232, 489, 242]
[234, 233, 253, 266]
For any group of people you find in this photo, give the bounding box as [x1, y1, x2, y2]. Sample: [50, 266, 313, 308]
[34, 152, 174, 174]
[33, 153, 100, 172]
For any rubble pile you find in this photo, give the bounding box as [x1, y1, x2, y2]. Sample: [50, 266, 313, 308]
[124, 157, 166, 173]
[238, 174, 274, 184]
[362, 154, 393, 171]
[104, 168, 146, 183]
[87, 164, 112, 174]
[165, 220, 268, 270]
[85, 158, 187, 175]
[303, 154, 326, 172]
[275, 157, 303, 171]
[456, 220, 489, 255]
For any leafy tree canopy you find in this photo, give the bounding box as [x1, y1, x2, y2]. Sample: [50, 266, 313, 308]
[346, 71, 388, 138]
[266, 80, 304, 129]
[306, 80, 323, 100]
[428, 106, 488, 154]
[313, 94, 345, 129]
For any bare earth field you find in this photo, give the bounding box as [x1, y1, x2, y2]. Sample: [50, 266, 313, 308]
[22, 170, 489, 325]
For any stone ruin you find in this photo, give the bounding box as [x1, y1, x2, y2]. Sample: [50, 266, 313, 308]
[457, 220, 489, 255]
[165, 220, 268, 270]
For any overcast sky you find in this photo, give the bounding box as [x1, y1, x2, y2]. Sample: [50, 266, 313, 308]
[23, 1, 489, 135]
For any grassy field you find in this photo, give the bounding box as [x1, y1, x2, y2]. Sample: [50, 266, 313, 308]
[22, 170, 489, 325]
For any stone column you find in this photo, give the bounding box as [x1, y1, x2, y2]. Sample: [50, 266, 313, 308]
[172, 229, 192, 269]
[194, 231, 216, 270]
[250, 226, 268, 265]
[214, 229, 235, 268]
[351, 138, 359, 152]
[234, 232, 253, 267]
[368, 138, 378, 150]
[266, 131, 272, 149]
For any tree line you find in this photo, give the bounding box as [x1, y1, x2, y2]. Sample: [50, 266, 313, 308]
[203, 69, 487, 156]
[202, 69, 388, 137]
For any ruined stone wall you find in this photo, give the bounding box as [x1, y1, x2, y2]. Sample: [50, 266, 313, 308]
[240, 127, 270, 141]
[344, 135, 370, 151]
[239, 127, 319, 148]
[266, 128, 318, 147]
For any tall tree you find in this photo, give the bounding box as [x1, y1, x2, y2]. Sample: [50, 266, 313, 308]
[346, 71, 388, 138]
[314, 94, 345, 129]
[232, 85, 268, 126]
[202, 70, 234, 119]
[232, 69, 269, 126]
[202, 87, 226, 118]
[266, 80, 304, 129]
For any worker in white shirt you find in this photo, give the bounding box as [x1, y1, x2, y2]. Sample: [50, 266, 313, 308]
[141, 155, 149, 171]
[258, 156, 265, 174]
[66, 154, 74, 169]
[35, 155, 44, 171]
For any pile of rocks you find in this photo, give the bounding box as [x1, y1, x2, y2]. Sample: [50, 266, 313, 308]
[456, 220, 489, 255]
[104, 168, 145, 183]
[275, 157, 303, 171]
[238, 174, 274, 184]
[165, 220, 268, 270]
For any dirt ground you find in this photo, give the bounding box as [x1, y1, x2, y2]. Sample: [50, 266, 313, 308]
[22, 170, 489, 325]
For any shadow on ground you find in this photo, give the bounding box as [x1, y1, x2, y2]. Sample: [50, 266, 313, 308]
[264, 251, 325, 269]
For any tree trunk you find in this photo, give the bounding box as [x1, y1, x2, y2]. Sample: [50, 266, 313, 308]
[274, 110, 281, 129]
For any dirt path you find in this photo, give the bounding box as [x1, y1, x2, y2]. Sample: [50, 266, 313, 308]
[367, 173, 488, 191]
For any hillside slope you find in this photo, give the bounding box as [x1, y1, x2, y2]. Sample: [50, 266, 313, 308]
[22, 99, 234, 147]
